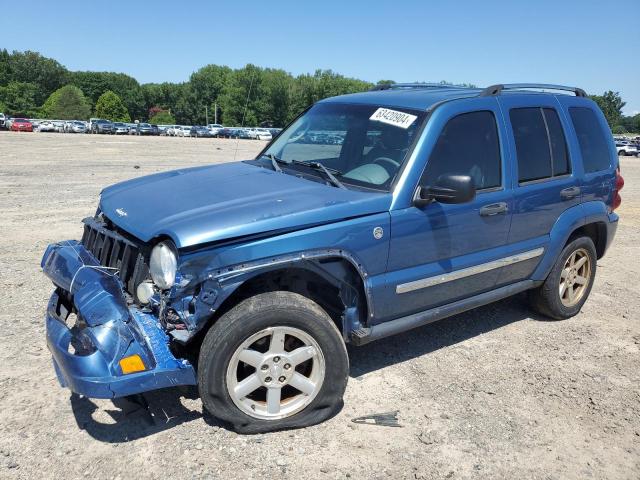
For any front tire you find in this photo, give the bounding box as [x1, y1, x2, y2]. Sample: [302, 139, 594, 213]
[198, 291, 348, 433]
[528, 236, 597, 320]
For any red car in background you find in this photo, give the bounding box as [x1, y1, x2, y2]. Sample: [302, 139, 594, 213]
[10, 118, 33, 132]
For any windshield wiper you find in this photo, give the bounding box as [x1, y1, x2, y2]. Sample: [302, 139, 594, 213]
[304, 161, 346, 189]
[260, 154, 346, 189]
[266, 153, 283, 173]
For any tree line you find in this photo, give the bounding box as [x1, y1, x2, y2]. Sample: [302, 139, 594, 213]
[0, 49, 637, 132]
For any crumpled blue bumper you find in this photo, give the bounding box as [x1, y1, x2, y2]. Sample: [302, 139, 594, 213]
[41, 241, 196, 399]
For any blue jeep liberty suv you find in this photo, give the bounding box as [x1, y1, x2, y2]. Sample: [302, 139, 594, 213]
[41, 83, 623, 432]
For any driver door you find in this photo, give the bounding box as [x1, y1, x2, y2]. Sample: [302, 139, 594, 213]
[378, 103, 513, 322]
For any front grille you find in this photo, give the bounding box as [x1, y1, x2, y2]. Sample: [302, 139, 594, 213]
[80, 216, 149, 297]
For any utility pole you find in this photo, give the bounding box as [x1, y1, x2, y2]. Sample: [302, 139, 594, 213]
[205, 105, 208, 126]
[214, 102, 217, 125]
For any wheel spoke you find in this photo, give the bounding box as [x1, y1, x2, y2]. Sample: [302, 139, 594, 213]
[574, 275, 587, 285]
[561, 268, 570, 279]
[289, 372, 316, 395]
[234, 373, 262, 399]
[266, 387, 281, 414]
[569, 252, 577, 267]
[566, 285, 575, 303]
[574, 255, 588, 270]
[237, 349, 263, 368]
[559, 282, 567, 298]
[288, 345, 316, 366]
[269, 328, 286, 354]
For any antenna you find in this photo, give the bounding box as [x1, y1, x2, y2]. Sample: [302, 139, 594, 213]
[233, 73, 256, 161]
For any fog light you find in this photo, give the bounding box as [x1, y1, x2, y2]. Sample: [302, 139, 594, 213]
[119, 354, 146, 374]
[136, 281, 155, 304]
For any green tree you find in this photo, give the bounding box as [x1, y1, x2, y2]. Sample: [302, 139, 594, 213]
[94, 90, 131, 122]
[0, 81, 39, 115]
[590, 91, 625, 128]
[70, 71, 143, 120]
[0, 49, 68, 105]
[42, 85, 91, 119]
[149, 110, 175, 124]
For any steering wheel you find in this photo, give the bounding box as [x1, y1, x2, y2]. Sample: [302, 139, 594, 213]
[373, 157, 400, 175]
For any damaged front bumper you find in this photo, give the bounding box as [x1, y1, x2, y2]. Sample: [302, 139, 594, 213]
[41, 241, 196, 399]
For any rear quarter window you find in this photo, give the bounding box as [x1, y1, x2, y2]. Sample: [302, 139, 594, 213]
[569, 107, 612, 173]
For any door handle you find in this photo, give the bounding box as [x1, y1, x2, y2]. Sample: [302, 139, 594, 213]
[560, 186, 581, 200]
[479, 202, 508, 216]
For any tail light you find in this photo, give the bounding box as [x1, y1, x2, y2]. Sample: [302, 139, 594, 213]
[612, 167, 624, 212]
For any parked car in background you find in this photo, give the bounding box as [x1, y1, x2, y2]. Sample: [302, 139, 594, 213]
[207, 123, 223, 136]
[4, 117, 14, 130]
[191, 126, 212, 137]
[136, 123, 153, 135]
[236, 128, 251, 139]
[150, 124, 160, 136]
[268, 128, 282, 138]
[74, 121, 87, 133]
[177, 125, 193, 137]
[10, 118, 33, 132]
[253, 128, 273, 141]
[127, 124, 138, 135]
[91, 119, 114, 134]
[111, 122, 128, 135]
[67, 121, 87, 133]
[0, 112, 5, 129]
[38, 121, 56, 132]
[616, 142, 638, 156]
[216, 127, 233, 138]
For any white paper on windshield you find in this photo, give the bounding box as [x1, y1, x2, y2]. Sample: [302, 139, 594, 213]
[369, 108, 417, 129]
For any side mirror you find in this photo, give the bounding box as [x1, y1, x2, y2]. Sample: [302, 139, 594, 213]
[414, 174, 476, 207]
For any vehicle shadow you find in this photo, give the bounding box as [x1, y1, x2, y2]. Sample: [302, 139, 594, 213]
[349, 293, 541, 377]
[69, 385, 226, 443]
[71, 294, 539, 442]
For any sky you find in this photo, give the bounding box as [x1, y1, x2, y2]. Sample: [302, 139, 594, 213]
[2, 0, 639, 114]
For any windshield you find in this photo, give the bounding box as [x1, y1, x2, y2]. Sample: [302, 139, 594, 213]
[261, 102, 425, 190]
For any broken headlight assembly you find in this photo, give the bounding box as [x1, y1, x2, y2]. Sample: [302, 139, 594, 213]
[149, 240, 178, 290]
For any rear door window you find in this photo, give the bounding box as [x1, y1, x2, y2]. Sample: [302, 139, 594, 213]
[568, 107, 612, 173]
[510, 107, 570, 183]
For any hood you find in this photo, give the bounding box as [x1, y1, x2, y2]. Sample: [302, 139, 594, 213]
[99, 162, 391, 248]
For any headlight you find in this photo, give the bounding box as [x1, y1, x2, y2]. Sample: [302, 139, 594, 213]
[149, 241, 178, 290]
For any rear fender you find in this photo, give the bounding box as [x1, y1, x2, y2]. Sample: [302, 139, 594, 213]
[531, 201, 610, 281]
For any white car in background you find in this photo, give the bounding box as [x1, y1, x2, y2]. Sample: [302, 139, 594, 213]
[177, 126, 193, 137]
[253, 128, 273, 141]
[616, 142, 638, 156]
[207, 123, 223, 136]
[38, 121, 56, 132]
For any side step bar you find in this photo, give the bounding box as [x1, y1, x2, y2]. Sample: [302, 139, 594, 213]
[351, 280, 540, 345]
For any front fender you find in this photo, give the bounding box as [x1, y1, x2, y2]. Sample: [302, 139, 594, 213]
[168, 213, 391, 337]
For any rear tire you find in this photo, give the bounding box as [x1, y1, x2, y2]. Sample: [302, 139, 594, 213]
[528, 236, 597, 320]
[198, 291, 348, 433]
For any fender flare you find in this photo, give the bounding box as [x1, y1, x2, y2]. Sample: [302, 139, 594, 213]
[531, 201, 610, 281]
[190, 249, 375, 337]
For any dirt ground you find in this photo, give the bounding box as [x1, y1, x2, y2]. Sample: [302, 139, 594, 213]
[0, 132, 638, 480]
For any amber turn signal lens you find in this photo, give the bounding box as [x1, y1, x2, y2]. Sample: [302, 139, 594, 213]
[119, 354, 146, 374]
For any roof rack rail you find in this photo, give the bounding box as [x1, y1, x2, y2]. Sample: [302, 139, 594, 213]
[370, 83, 468, 92]
[480, 83, 587, 97]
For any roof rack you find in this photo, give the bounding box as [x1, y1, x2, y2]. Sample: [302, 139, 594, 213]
[480, 83, 587, 97]
[370, 83, 469, 92]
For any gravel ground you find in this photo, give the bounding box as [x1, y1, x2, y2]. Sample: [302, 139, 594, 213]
[0, 132, 638, 480]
